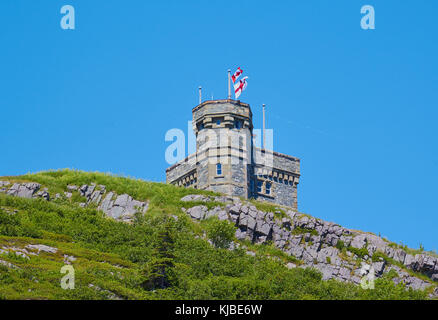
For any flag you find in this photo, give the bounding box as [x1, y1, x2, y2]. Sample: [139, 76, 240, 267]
[234, 76, 248, 99]
[231, 67, 243, 83]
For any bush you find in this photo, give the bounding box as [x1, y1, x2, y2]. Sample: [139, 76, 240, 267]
[204, 218, 236, 249]
[336, 240, 345, 251]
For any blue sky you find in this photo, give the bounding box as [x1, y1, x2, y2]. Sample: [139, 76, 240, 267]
[1, 1, 437, 251]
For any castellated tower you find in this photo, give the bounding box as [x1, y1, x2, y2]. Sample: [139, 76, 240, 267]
[166, 99, 301, 209]
[194, 100, 253, 198]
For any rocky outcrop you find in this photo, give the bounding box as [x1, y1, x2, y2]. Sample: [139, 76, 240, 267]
[6, 182, 41, 199]
[25, 244, 58, 254]
[0, 181, 149, 223]
[180, 195, 438, 295]
[98, 192, 149, 222]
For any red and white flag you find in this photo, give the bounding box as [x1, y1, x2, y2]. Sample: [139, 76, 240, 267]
[234, 76, 248, 99]
[231, 67, 243, 83]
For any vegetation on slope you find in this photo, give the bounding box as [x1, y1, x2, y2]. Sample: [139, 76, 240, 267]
[0, 170, 429, 300]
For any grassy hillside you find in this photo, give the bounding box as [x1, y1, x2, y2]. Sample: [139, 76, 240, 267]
[0, 170, 429, 300]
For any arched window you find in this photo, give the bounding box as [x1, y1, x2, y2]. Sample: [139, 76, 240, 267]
[216, 163, 222, 175]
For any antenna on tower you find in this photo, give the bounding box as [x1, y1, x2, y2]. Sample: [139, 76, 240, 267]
[262, 104, 266, 150]
[198, 86, 202, 104]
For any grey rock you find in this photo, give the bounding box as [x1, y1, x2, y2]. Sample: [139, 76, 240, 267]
[404, 254, 416, 268]
[256, 222, 272, 236]
[247, 217, 256, 230]
[288, 244, 304, 259]
[286, 210, 296, 220]
[36, 190, 50, 201]
[7, 182, 41, 198]
[181, 194, 211, 202]
[282, 218, 291, 230]
[63, 254, 77, 265]
[385, 247, 395, 259]
[79, 184, 88, 196]
[217, 210, 228, 221]
[316, 247, 340, 264]
[89, 190, 102, 204]
[393, 249, 407, 264]
[26, 244, 58, 254]
[114, 194, 130, 207]
[338, 267, 351, 280]
[99, 192, 114, 213]
[365, 234, 388, 253]
[248, 208, 258, 220]
[0, 181, 10, 188]
[324, 233, 339, 246]
[245, 251, 256, 257]
[239, 214, 248, 228]
[67, 185, 78, 191]
[372, 261, 386, 276]
[0, 259, 19, 269]
[350, 234, 367, 249]
[302, 248, 318, 264]
[187, 205, 207, 220]
[228, 205, 241, 216]
[235, 228, 246, 240]
[315, 264, 339, 280]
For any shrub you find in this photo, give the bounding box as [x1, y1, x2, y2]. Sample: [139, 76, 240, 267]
[204, 218, 236, 249]
[336, 240, 345, 251]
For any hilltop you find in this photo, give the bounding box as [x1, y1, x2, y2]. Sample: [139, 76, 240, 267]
[0, 169, 436, 300]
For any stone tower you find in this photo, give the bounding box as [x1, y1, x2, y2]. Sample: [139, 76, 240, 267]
[193, 99, 253, 198]
[166, 99, 301, 209]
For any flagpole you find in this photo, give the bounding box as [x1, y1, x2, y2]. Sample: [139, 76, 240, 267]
[262, 104, 266, 150]
[228, 69, 231, 99]
[199, 86, 202, 104]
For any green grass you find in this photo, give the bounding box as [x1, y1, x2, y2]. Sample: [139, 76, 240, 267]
[0, 169, 432, 300]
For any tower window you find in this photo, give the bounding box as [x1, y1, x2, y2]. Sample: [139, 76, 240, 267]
[234, 120, 242, 129]
[216, 163, 222, 175]
[257, 181, 262, 193]
[250, 180, 254, 192]
[266, 182, 272, 195]
[216, 119, 221, 125]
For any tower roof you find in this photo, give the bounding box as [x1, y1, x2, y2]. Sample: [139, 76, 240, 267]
[192, 99, 251, 113]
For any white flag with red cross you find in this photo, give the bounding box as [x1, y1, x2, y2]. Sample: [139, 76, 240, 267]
[234, 76, 248, 99]
[231, 67, 243, 83]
